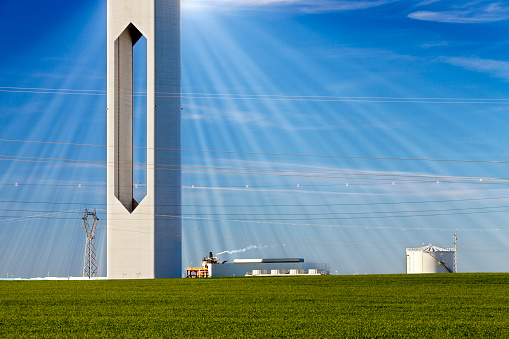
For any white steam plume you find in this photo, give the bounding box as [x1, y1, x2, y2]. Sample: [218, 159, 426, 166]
[216, 245, 266, 256]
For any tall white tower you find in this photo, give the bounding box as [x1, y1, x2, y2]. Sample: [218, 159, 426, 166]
[107, 0, 181, 279]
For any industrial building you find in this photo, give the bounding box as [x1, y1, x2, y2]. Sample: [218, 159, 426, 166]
[406, 244, 455, 274]
[106, 0, 182, 279]
[187, 253, 330, 278]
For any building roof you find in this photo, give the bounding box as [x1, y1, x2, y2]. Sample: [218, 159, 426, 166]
[407, 244, 453, 253]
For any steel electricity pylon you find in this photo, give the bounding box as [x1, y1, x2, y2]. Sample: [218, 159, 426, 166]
[82, 208, 99, 278]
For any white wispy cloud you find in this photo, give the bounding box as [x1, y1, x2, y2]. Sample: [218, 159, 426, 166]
[183, 104, 353, 131]
[325, 47, 418, 62]
[183, 0, 398, 13]
[440, 56, 509, 82]
[184, 104, 406, 132]
[419, 41, 449, 48]
[183, 105, 274, 128]
[409, 1, 509, 23]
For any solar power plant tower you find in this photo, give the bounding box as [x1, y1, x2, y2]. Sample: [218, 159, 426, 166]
[106, 0, 182, 279]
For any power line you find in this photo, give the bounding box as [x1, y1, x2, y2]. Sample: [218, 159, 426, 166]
[1, 155, 507, 185]
[2, 206, 509, 229]
[2, 223, 508, 253]
[0, 155, 500, 183]
[2, 212, 509, 254]
[2, 86, 509, 104]
[2, 210, 509, 252]
[1, 138, 509, 164]
[0, 227, 82, 244]
[99, 227, 509, 251]
[3, 204, 509, 218]
[28, 209, 505, 231]
[0, 209, 82, 225]
[176, 205, 509, 217]
[0, 225, 82, 241]
[156, 210, 509, 221]
[2, 195, 509, 208]
[0, 222, 459, 248]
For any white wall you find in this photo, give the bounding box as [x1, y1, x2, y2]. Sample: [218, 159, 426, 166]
[107, 0, 181, 279]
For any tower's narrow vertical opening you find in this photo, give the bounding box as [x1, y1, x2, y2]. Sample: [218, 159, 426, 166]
[114, 23, 145, 213]
[133, 35, 147, 206]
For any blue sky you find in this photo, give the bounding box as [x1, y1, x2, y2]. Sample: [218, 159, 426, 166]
[2, 0, 509, 278]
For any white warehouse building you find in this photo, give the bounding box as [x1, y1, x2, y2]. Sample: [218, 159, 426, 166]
[406, 244, 455, 274]
[200, 253, 330, 277]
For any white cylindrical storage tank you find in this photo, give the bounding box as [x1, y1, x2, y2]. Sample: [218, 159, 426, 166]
[309, 269, 320, 275]
[252, 270, 262, 276]
[406, 244, 454, 274]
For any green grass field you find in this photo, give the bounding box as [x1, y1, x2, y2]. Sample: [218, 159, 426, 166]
[1, 273, 508, 338]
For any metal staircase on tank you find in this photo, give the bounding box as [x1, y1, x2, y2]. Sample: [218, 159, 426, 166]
[82, 209, 99, 278]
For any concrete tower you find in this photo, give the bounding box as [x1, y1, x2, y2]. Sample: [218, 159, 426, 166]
[107, 0, 181, 278]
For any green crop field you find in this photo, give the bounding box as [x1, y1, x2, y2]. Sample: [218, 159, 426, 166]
[1, 273, 508, 338]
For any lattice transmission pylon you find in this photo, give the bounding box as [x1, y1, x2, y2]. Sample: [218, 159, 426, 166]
[82, 209, 99, 278]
